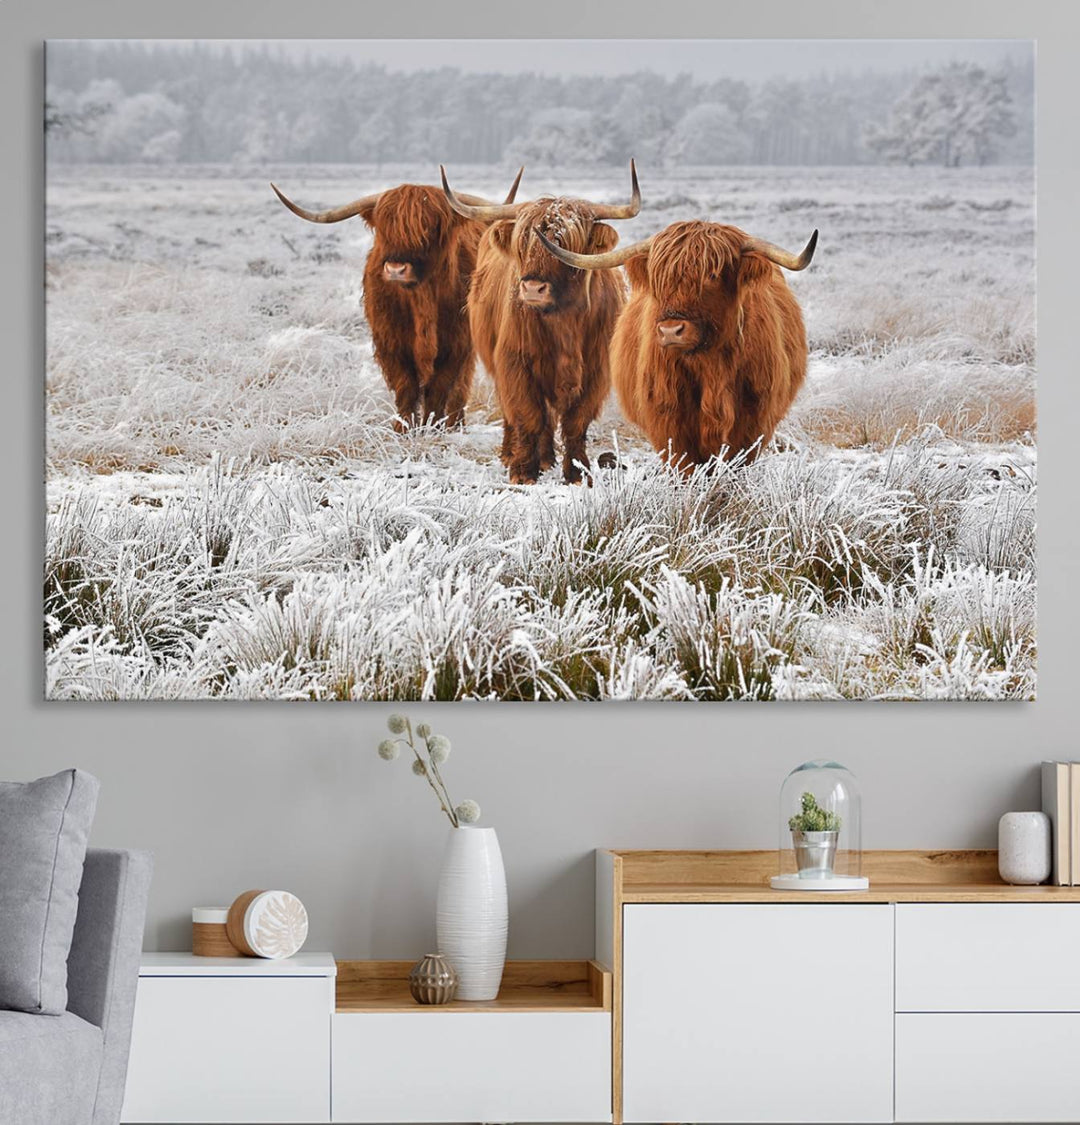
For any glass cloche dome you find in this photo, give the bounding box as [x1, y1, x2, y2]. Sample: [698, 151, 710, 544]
[771, 760, 868, 891]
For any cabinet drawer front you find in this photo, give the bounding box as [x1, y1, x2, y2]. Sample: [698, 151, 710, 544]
[623, 904, 894, 1124]
[121, 976, 331, 1123]
[333, 1011, 611, 1123]
[896, 904, 1080, 1011]
[896, 1013, 1080, 1122]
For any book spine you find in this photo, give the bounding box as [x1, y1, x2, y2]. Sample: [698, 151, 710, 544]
[1071, 763, 1080, 886]
[1042, 761, 1068, 887]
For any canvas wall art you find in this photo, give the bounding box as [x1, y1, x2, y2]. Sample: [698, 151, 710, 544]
[44, 39, 1035, 700]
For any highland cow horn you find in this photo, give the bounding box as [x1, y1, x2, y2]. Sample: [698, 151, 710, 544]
[534, 229, 653, 270]
[270, 183, 382, 224]
[504, 166, 525, 204]
[743, 229, 819, 271]
[440, 165, 525, 221]
[590, 159, 642, 220]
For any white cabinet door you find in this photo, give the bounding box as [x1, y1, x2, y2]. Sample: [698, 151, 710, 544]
[896, 1013, 1080, 1122]
[333, 1011, 611, 1123]
[623, 904, 894, 1124]
[121, 976, 332, 1123]
[896, 904, 1080, 1011]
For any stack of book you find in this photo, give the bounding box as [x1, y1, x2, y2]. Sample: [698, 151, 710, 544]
[1041, 761, 1080, 885]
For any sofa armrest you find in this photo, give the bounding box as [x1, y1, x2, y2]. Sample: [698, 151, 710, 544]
[66, 848, 153, 1125]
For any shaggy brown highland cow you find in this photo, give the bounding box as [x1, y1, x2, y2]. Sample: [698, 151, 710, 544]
[538, 220, 817, 467]
[442, 162, 641, 484]
[272, 171, 522, 429]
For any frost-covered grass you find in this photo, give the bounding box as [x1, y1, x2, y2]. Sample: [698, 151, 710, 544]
[45, 163, 1036, 700]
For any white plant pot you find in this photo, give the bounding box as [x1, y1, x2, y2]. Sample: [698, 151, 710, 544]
[436, 826, 507, 1001]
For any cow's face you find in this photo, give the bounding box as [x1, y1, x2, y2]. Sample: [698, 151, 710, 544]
[363, 185, 460, 287]
[630, 222, 769, 353]
[490, 200, 618, 314]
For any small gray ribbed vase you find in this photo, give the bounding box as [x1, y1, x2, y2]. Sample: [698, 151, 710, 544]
[998, 811, 1051, 885]
[408, 953, 458, 1005]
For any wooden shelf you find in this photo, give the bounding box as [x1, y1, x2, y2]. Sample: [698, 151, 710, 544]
[605, 849, 1080, 903]
[335, 959, 611, 1013]
[622, 883, 1080, 903]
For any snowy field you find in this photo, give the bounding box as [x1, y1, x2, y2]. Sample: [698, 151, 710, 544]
[44, 163, 1036, 700]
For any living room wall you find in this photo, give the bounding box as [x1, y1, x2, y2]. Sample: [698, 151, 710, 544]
[5, 1, 1076, 957]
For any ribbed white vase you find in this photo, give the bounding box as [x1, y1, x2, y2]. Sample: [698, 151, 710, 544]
[436, 826, 507, 1001]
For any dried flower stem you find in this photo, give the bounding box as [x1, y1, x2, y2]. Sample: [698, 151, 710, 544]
[405, 719, 458, 827]
[424, 737, 459, 827]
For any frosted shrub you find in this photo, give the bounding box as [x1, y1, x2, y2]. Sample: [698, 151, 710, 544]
[634, 568, 812, 700]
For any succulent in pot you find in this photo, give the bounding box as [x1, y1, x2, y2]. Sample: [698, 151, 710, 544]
[788, 792, 842, 877]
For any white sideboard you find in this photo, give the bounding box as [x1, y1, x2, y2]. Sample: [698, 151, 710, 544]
[600, 849, 1080, 1125]
[121, 953, 336, 1124]
[122, 955, 610, 1125]
[120, 854, 1080, 1125]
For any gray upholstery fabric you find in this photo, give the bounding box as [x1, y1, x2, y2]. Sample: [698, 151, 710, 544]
[67, 848, 153, 1125]
[0, 769, 100, 1013]
[0, 1010, 103, 1125]
[0, 847, 152, 1125]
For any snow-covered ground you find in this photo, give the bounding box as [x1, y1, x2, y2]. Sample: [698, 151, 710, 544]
[44, 163, 1036, 700]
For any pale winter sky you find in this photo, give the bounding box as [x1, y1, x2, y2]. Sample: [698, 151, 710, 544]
[115, 38, 1032, 81]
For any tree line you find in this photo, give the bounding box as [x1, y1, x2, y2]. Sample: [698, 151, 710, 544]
[45, 41, 1033, 167]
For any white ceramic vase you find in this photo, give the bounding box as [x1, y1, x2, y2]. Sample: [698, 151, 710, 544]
[436, 826, 507, 1001]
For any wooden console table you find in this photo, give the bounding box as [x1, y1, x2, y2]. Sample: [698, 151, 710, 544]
[596, 849, 1080, 1125]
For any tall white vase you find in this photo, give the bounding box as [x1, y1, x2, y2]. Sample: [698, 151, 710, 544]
[436, 826, 507, 1001]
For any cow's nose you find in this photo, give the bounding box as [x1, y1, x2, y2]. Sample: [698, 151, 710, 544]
[520, 280, 550, 303]
[657, 320, 689, 344]
[383, 261, 412, 282]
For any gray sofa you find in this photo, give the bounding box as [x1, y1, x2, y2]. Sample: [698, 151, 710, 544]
[0, 848, 153, 1125]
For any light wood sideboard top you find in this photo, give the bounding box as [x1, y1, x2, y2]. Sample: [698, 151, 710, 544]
[601, 849, 1080, 903]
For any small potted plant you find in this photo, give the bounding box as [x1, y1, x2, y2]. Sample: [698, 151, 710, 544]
[788, 792, 842, 877]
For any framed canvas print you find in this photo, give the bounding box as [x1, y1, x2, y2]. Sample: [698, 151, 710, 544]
[44, 39, 1035, 701]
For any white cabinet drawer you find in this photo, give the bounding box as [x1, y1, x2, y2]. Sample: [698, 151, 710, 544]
[896, 904, 1080, 1011]
[332, 1011, 611, 1123]
[121, 976, 332, 1123]
[896, 1013, 1080, 1122]
[623, 904, 894, 1123]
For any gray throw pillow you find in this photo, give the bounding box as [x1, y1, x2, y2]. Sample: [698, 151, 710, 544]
[0, 769, 100, 1014]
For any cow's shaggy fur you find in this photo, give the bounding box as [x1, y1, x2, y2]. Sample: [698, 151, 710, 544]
[612, 221, 810, 466]
[358, 185, 485, 429]
[468, 198, 625, 484]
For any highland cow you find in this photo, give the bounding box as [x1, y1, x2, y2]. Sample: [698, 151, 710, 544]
[272, 171, 522, 429]
[538, 220, 817, 467]
[441, 162, 641, 483]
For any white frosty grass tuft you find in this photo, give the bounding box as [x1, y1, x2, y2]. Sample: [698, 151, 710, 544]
[45, 163, 1036, 700]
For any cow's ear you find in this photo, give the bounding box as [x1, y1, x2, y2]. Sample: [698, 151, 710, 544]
[590, 223, 619, 254]
[623, 254, 650, 290]
[489, 220, 515, 256]
[355, 199, 379, 229]
[738, 250, 773, 287]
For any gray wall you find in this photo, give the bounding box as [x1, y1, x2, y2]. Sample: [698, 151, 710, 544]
[5, 1, 1078, 958]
